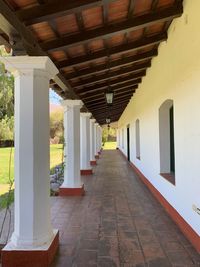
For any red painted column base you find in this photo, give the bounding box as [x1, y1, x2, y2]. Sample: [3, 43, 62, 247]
[95, 155, 99, 159]
[80, 169, 93, 175]
[59, 185, 85, 196]
[1, 231, 59, 267]
[90, 160, 97, 166]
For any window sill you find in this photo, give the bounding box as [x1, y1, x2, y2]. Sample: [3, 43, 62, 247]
[160, 173, 175, 185]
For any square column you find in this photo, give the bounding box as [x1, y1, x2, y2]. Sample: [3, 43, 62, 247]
[0, 56, 59, 267]
[98, 126, 102, 154]
[60, 99, 84, 196]
[80, 112, 93, 175]
[100, 127, 103, 152]
[90, 119, 96, 166]
[94, 123, 100, 159]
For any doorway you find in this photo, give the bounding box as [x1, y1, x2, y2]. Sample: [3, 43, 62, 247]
[169, 106, 175, 173]
[127, 125, 130, 161]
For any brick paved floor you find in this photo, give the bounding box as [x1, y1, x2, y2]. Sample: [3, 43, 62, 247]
[51, 150, 200, 267]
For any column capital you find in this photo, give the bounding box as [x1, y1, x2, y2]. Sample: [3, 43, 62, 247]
[80, 112, 92, 118]
[94, 122, 99, 126]
[61, 99, 83, 109]
[0, 56, 58, 79]
[90, 119, 96, 123]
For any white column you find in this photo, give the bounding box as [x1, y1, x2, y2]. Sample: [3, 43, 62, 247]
[97, 125, 101, 154]
[98, 126, 102, 152]
[94, 123, 99, 158]
[80, 112, 92, 175]
[90, 119, 96, 165]
[1, 57, 59, 258]
[60, 100, 84, 195]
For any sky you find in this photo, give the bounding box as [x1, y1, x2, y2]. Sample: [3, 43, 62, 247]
[49, 89, 62, 105]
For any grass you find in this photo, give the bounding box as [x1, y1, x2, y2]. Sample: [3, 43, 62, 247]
[0, 147, 14, 184]
[103, 141, 117, 150]
[0, 144, 63, 200]
[50, 144, 63, 173]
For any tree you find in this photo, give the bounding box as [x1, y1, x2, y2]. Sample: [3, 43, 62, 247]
[0, 47, 14, 120]
[0, 47, 14, 141]
[50, 110, 64, 143]
[102, 126, 116, 144]
[0, 115, 14, 140]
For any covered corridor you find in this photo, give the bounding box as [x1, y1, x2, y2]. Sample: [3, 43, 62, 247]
[1, 0, 200, 266]
[50, 150, 200, 267]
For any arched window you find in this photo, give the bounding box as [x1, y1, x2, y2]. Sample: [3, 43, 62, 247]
[159, 100, 175, 184]
[135, 119, 140, 159]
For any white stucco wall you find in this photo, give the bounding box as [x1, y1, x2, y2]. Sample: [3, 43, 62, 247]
[118, 0, 200, 235]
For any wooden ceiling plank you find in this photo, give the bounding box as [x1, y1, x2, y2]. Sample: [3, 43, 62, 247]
[86, 95, 131, 108]
[82, 84, 138, 100]
[84, 89, 135, 104]
[78, 77, 141, 95]
[40, 5, 182, 52]
[90, 103, 128, 113]
[76, 72, 144, 92]
[66, 49, 157, 80]
[0, 0, 78, 99]
[56, 33, 166, 69]
[95, 109, 126, 118]
[17, 0, 115, 25]
[72, 61, 150, 87]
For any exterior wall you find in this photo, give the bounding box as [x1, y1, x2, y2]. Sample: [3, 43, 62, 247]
[118, 0, 200, 237]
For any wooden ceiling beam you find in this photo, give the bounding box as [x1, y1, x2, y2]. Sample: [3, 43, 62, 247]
[93, 105, 126, 113]
[0, 0, 78, 99]
[41, 5, 182, 52]
[82, 86, 137, 101]
[16, 0, 115, 25]
[94, 111, 126, 121]
[88, 104, 129, 115]
[71, 61, 150, 87]
[81, 85, 138, 100]
[83, 87, 136, 103]
[86, 95, 132, 108]
[66, 49, 157, 80]
[76, 73, 143, 93]
[87, 99, 130, 109]
[78, 78, 141, 95]
[56, 34, 165, 69]
[84, 91, 134, 105]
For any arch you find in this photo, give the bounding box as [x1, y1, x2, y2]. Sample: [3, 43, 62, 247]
[159, 99, 175, 182]
[135, 119, 140, 159]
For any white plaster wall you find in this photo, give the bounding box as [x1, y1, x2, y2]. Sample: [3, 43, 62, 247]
[118, 0, 200, 235]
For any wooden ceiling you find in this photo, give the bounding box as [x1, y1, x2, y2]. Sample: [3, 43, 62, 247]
[0, 0, 183, 125]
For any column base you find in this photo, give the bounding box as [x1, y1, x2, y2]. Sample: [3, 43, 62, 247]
[80, 169, 93, 175]
[95, 155, 99, 159]
[1, 230, 59, 267]
[90, 160, 97, 166]
[59, 184, 85, 196]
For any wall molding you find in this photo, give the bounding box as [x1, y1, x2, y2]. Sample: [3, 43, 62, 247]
[118, 148, 200, 253]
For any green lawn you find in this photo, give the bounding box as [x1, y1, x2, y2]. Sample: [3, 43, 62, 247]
[0, 144, 63, 193]
[103, 141, 117, 150]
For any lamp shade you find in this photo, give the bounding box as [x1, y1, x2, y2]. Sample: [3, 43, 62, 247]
[105, 92, 114, 104]
[106, 118, 111, 124]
